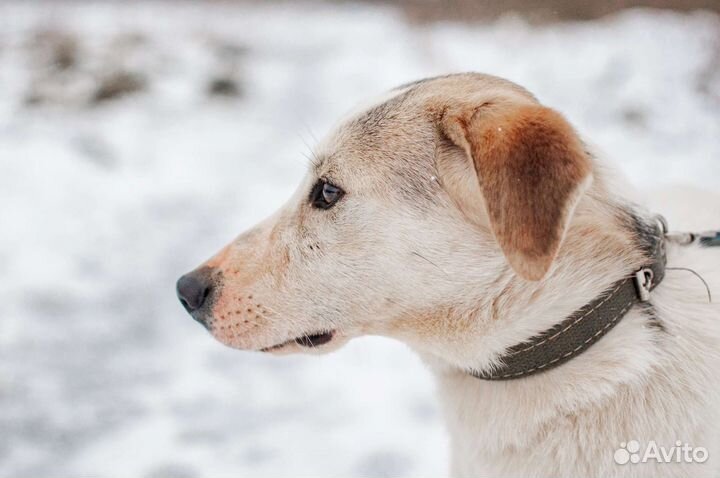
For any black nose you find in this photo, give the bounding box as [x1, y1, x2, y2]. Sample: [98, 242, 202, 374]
[176, 270, 213, 313]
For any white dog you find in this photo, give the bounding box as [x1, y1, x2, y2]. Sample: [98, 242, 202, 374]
[177, 73, 720, 477]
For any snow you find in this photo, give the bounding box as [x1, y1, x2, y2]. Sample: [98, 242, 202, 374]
[0, 2, 718, 477]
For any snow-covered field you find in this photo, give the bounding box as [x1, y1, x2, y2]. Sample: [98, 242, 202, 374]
[0, 1, 718, 477]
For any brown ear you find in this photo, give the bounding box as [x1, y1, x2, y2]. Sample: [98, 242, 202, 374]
[442, 103, 592, 280]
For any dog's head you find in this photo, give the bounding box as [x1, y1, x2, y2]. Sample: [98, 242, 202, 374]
[176, 73, 593, 359]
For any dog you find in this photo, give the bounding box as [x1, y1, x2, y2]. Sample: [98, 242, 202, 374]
[177, 73, 720, 477]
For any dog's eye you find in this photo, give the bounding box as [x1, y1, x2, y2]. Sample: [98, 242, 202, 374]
[310, 180, 344, 209]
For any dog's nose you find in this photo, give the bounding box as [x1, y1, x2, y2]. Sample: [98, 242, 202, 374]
[176, 270, 213, 313]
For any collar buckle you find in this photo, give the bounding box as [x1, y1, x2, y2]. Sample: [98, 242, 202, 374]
[634, 267, 654, 302]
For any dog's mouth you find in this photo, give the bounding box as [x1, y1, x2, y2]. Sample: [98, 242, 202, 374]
[260, 330, 335, 352]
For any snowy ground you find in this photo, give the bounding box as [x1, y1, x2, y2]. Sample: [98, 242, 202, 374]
[0, 2, 719, 477]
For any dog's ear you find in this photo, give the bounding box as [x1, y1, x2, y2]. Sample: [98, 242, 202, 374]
[441, 102, 592, 280]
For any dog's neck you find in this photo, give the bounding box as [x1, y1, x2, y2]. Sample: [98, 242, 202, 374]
[471, 211, 665, 380]
[420, 196, 669, 460]
[406, 184, 653, 372]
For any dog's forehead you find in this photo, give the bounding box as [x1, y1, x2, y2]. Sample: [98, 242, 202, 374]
[312, 73, 537, 180]
[315, 88, 418, 158]
[311, 88, 436, 188]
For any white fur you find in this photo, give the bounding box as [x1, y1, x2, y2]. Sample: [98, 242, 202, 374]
[189, 74, 720, 477]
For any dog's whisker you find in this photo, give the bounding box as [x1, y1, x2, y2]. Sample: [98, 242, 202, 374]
[411, 251, 450, 278]
[297, 128, 321, 168]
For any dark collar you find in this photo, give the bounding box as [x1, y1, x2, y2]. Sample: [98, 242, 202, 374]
[471, 219, 667, 381]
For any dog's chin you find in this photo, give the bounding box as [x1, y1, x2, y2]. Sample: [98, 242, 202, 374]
[260, 330, 350, 356]
[210, 327, 350, 356]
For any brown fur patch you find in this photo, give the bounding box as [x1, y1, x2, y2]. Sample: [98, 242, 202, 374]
[443, 104, 592, 280]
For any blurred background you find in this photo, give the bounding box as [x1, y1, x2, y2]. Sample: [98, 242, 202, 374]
[0, 1, 719, 477]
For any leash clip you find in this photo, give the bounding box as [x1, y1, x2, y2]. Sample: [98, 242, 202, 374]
[634, 268, 654, 302]
[656, 214, 702, 245]
[656, 214, 689, 244]
[655, 214, 690, 244]
[665, 231, 696, 245]
[656, 213, 720, 247]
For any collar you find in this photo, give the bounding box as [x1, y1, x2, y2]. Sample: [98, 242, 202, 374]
[471, 216, 667, 381]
